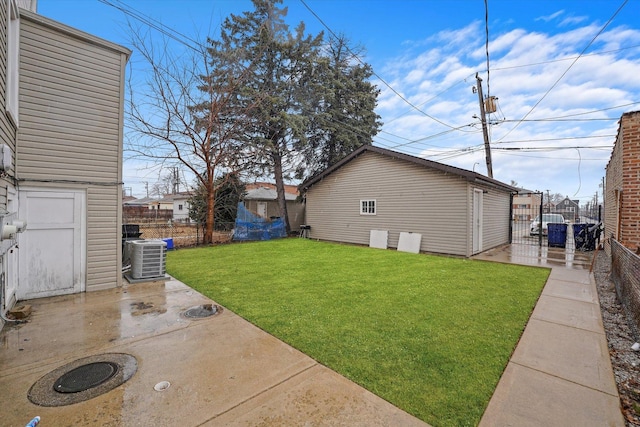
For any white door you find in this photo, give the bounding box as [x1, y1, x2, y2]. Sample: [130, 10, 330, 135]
[472, 189, 483, 254]
[257, 202, 267, 218]
[18, 189, 85, 300]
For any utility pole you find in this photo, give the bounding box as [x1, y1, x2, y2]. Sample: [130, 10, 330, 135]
[173, 167, 180, 194]
[546, 189, 550, 213]
[475, 73, 493, 178]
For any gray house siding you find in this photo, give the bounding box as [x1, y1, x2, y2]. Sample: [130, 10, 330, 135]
[303, 146, 515, 257]
[0, 0, 15, 207]
[87, 186, 121, 291]
[0, 1, 15, 317]
[17, 11, 129, 292]
[305, 151, 472, 256]
[18, 15, 124, 182]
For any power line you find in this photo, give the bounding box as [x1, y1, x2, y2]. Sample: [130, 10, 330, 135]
[299, 0, 463, 131]
[501, 118, 617, 123]
[495, 0, 629, 143]
[491, 44, 640, 72]
[498, 151, 608, 160]
[495, 145, 612, 151]
[98, 0, 205, 51]
[495, 135, 616, 144]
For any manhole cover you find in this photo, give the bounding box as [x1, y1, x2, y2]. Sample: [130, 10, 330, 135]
[54, 362, 119, 393]
[28, 353, 137, 407]
[183, 304, 222, 319]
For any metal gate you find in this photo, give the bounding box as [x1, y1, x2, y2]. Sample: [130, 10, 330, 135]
[510, 191, 544, 247]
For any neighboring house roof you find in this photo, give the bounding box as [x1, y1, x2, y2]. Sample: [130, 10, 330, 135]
[300, 145, 517, 193]
[246, 182, 299, 196]
[244, 187, 297, 201]
[554, 197, 579, 207]
[123, 197, 157, 206]
[157, 192, 192, 203]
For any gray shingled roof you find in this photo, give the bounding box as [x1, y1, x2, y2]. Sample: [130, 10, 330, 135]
[300, 145, 517, 193]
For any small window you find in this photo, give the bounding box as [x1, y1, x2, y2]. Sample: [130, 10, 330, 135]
[178, 204, 183, 211]
[360, 200, 376, 215]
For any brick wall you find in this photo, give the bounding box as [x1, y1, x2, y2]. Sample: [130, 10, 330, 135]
[605, 111, 640, 254]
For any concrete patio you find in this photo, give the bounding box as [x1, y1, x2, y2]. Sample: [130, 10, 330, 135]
[0, 278, 427, 426]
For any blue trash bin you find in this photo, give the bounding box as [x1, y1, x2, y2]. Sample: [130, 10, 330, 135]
[582, 223, 598, 251]
[548, 223, 567, 248]
[161, 238, 174, 250]
[573, 224, 587, 250]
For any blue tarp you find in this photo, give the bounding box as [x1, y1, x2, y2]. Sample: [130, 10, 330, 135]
[233, 202, 287, 241]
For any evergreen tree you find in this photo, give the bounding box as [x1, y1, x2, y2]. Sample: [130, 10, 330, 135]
[205, 0, 324, 234]
[202, 0, 381, 233]
[298, 35, 381, 178]
[189, 173, 246, 232]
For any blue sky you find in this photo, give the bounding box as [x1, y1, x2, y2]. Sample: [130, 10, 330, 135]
[39, 0, 640, 205]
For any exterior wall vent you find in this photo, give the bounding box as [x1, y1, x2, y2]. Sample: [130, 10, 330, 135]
[127, 240, 167, 279]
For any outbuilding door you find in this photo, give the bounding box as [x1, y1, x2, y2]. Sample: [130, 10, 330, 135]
[473, 189, 483, 254]
[17, 189, 86, 300]
[257, 202, 267, 218]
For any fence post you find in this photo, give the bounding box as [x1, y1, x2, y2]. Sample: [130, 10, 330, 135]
[509, 192, 514, 244]
[539, 193, 543, 247]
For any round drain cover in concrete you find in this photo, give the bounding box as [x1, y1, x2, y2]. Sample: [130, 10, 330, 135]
[53, 361, 118, 393]
[183, 304, 222, 319]
[28, 353, 137, 407]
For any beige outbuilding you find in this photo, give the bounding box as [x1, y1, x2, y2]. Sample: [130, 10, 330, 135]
[300, 145, 516, 257]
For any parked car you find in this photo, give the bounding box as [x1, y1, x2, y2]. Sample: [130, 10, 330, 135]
[530, 214, 566, 236]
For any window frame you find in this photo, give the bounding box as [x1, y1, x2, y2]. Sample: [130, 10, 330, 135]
[360, 199, 376, 216]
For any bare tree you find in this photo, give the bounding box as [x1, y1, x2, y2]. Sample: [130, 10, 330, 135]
[126, 28, 258, 244]
[150, 169, 178, 197]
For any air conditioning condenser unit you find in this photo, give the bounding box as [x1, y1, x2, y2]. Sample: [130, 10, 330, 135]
[127, 240, 167, 279]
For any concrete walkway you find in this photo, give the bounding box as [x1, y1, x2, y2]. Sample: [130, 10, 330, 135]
[474, 244, 625, 426]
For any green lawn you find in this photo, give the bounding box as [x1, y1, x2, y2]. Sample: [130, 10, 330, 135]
[167, 239, 549, 426]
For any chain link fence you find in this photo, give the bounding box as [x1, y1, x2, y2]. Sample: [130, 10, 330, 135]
[123, 221, 234, 248]
[611, 238, 640, 338]
[511, 191, 544, 246]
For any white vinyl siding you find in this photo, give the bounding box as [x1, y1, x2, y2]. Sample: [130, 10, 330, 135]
[306, 151, 471, 256]
[17, 12, 129, 291]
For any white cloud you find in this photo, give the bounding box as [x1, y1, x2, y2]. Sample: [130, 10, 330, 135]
[536, 10, 565, 22]
[374, 17, 640, 204]
[559, 15, 589, 26]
